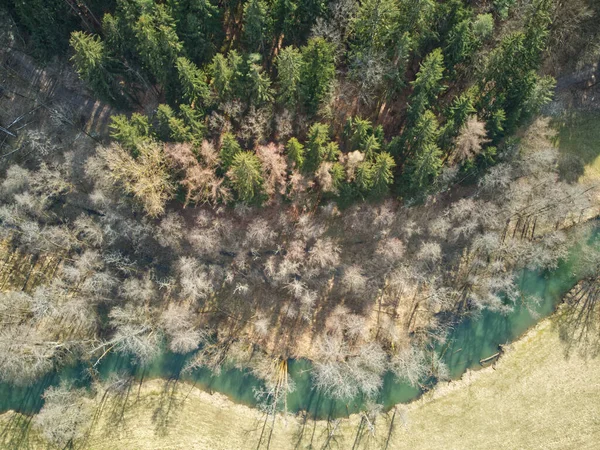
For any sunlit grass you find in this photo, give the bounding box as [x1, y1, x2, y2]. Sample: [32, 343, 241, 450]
[4, 311, 597, 450]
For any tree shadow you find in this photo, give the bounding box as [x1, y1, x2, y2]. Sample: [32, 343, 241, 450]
[555, 277, 600, 358]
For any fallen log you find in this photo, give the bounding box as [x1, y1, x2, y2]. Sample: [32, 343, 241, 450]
[479, 352, 500, 365]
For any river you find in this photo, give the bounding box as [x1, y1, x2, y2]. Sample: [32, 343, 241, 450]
[0, 223, 597, 419]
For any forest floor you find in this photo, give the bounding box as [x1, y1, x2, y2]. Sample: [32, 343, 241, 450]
[2, 306, 598, 450]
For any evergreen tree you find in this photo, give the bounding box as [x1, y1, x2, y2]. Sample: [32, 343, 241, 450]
[405, 111, 443, 193]
[299, 38, 336, 116]
[406, 48, 446, 124]
[286, 137, 305, 169]
[445, 18, 477, 73]
[228, 152, 264, 202]
[363, 134, 381, 161]
[356, 161, 373, 192]
[110, 113, 152, 152]
[305, 123, 331, 173]
[168, 0, 223, 65]
[10, 0, 78, 57]
[157, 104, 194, 143]
[210, 51, 244, 103]
[276, 46, 302, 107]
[70, 32, 122, 103]
[478, 0, 552, 140]
[439, 91, 476, 150]
[345, 117, 373, 152]
[220, 133, 242, 171]
[243, 0, 272, 54]
[371, 152, 396, 196]
[245, 54, 274, 106]
[176, 57, 211, 107]
[133, 4, 182, 86]
[179, 105, 206, 141]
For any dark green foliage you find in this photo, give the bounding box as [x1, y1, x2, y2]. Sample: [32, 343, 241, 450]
[70, 32, 124, 104]
[168, 0, 223, 65]
[272, 0, 326, 46]
[132, 4, 182, 86]
[3, 0, 558, 205]
[245, 54, 274, 106]
[371, 152, 396, 196]
[494, 0, 517, 20]
[9, 0, 78, 57]
[179, 105, 206, 141]
[404, 111, 443, 194]
[478, 0, 553, 141]
[276, 46, 302, 107]
[157, 104, 204, 143]
[228, 152, 264, 202]
[304, 123, 331, 173]
[220, 133, 243, 171]
[210, 51, 273, 106]
[406, 48, 446, 123]
[439, 91, 476, 151]
[299, 38, 336, 116]
[243, 0, 271, 54]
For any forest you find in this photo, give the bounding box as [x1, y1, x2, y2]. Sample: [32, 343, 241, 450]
[0, 0, 599, 448]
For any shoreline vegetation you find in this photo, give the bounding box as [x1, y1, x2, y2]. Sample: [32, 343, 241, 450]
[2, 306, 598, 449]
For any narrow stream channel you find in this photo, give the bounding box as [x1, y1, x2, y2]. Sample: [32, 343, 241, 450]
[1, 223, 597, 419]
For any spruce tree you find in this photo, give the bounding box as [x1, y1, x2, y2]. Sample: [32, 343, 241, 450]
[299, 38, 336, 116]
[110, 113, 152, 152]
[228, 152, 264, 202]
[220, 133, 242, 171]
[286, 138, 305, 169]
[243, 0, 271, 54]
[177, 57, 211, 107]
[276, 46, 302, 107]
[70, 32, 120, 103]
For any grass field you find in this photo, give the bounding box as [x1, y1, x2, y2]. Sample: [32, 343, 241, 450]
[553, 111, 600, 183]
[3, 309, 598, 450]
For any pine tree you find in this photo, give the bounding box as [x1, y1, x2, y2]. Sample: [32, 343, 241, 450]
[406, 48, 446, 123]
[405, 111, 443, 194]
[228, 152, 264, 202]
[11, 0, 78, 57]
[179, 105, 206, 141]
[245, 54, 274, 106]
[210, 51, 244, 103]
[439, 91, 476, 150]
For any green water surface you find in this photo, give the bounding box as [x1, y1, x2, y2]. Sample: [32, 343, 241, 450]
[0, 223, 597, 419]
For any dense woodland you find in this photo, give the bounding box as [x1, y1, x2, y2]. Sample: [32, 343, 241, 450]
[0, 0, 599, 447]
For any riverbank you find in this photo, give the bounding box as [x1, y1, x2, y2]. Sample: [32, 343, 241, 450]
[2, 307, 598, 449]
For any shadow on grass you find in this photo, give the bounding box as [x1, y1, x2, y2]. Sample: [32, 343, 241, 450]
[555, 277, 600, 359]
[551, 111, 600, 183]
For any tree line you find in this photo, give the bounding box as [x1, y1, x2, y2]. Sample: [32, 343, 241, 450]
[3, 0, 557, 205]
